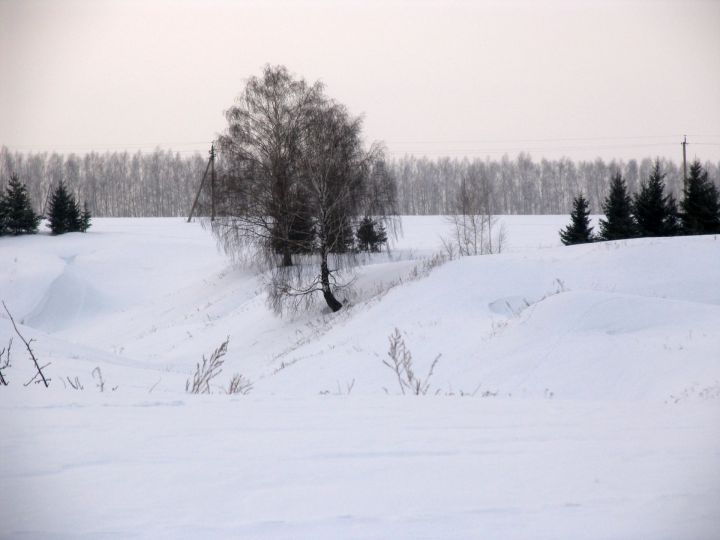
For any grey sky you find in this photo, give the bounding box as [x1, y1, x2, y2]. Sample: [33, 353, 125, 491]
[1, 0, 719, 162]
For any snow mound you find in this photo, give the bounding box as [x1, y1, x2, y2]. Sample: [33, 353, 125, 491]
[25, 257, 109, 332]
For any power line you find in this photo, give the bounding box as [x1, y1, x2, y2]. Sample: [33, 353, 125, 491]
[384, 142, 702, 156]
[3, 137, 720, 158]
[2, 140, 213, 149]
[386, 134, 684, 145]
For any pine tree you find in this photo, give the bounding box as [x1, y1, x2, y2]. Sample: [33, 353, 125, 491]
[681, 161, 720, 234]
[79, 201, 92, 232]
[560, 195, 594, 245]
[633, 160, 678, 237]
[0, 174, 41, 235]
[598, 173, 636, 240]
[47, 181, 80, 235]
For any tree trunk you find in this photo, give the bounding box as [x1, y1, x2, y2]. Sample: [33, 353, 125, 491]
[320, 254, 342, 312]
[281, 246, 292, 267]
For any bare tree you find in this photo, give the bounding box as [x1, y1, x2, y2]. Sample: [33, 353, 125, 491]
[211, 66, 397, 313]
[271, 101, 396, 312]
[445, 164, 504, 256]
[212, 65, 324, 268]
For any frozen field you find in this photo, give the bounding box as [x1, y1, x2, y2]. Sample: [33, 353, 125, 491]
[1, 216, 719, 539]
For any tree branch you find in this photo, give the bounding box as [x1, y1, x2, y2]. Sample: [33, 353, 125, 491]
[2, 301, 50, 387]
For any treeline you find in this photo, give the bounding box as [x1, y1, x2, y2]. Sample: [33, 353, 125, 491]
[2, 145, 718, 217]
[0, 146, 206, 217]
[392, 154, 719, 215]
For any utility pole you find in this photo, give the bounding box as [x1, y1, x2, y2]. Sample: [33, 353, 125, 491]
[187, 144, 214, 223]
[210, 144, 216, 221]
[682, 135, 688, 189]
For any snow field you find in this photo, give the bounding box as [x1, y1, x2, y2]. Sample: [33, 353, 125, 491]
[1, 216, 719, 538]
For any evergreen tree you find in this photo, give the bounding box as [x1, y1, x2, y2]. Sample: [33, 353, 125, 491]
[356, 216, 388, 252]
[79, 201, 92, 232]
[0, 174, 41, 235]
[47, 181, 81, 234]
[681, 161, 720, 234]
[0, 190, 7, 236]
[633, 160, 678, 237]
[560, 195, 594, 245]
[664, 194, 681, 236]
[599, 173, 636, 240]
[374, 222, 388, 251]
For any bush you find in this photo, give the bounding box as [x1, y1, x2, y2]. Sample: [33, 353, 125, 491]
[383, 328, 441, 395]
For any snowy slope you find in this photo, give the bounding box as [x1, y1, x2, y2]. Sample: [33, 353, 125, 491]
[3, 217, 716, 400]
[1, 216, 719, 539]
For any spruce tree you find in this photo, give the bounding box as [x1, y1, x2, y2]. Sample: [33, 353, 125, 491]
[0, 190, 7, 236]
[79, 201, 92, 232]
[356, 216, 388, 252]
[47, 181, 79, 234]
[633, 160, 678, 237]
[599, 173, 636, 240]
[560, 195, 594, 245]
[0, 174, 41, 235]
[681, 161, 720, 234]
[664, 194, 681, 236]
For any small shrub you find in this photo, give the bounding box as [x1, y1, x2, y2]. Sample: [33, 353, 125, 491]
[186, 336, 229, 394]
[383, 328, 440, 395]
[226, 373, 253, 395]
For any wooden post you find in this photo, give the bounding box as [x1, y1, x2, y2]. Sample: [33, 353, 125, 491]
[210, 144, 216, 221]
[682, 135, 688, 189]
[187, 150, 212, 223]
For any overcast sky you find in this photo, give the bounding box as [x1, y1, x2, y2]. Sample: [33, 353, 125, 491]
[1, 0, 719, 162]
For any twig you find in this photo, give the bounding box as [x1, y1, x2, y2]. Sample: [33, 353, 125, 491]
[92, 366, 105, 392]
[0, 337, 12, 386]
[66, 376, 83, 390]
[2, 301, 50, 387]
[226, 373, 253, 395]
[24, 363, 52, 387]
[148, 378, 162, 394]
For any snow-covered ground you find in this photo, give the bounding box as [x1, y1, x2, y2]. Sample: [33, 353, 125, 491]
[1, 216, 719, 539]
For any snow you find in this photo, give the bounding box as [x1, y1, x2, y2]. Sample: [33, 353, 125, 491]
[1, 216, 719, 538]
